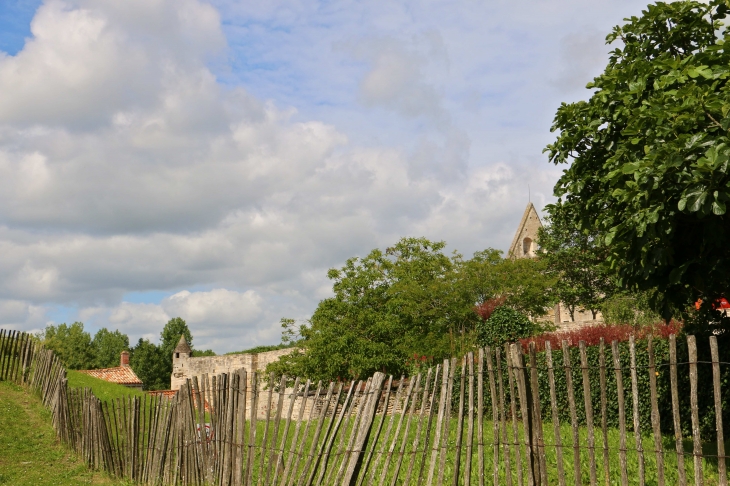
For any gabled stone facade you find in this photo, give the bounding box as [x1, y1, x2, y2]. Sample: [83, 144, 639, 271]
[508, 202, 542, 259]
[507, 202, 601, 327]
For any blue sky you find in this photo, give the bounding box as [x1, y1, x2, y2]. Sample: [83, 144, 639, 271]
[0, 0, 651, 352]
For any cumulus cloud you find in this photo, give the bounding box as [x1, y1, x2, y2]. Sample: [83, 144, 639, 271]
[162, 289, 262, 330]
[0, 0, 223, 128]
[0, 298, 49, 333]
[354, 32, 448, 120]
[74, 289, 269, 351]
[0, 0, 645, 352]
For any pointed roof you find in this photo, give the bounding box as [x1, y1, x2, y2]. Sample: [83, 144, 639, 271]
[174, 334, 192, 354]
[508, 202, 543, 259]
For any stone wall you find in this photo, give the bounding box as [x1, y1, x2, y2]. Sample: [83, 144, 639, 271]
[171, 348, 294, 391]
[555, 319, 603, 332]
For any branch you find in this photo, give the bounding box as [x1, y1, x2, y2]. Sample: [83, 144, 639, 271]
[704, 108, 725, 130]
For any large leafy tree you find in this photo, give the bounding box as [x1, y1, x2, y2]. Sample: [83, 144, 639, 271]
[461, 249, 556, 319]
[91, 328, 130, 369]
[159, 317, 193, 359]
[538, 205, 617, 320]
[130, 338, 169, 390]
[40, 322, 95, 370]
[546, 0, 730, 320]
[269, 238, 469, 382]
[267, 237, 554, 382]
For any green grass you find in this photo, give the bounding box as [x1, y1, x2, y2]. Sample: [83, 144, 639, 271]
[0, 380, 131, 486]
[66, 371, 145, 402]
[225, 413, 725, 485]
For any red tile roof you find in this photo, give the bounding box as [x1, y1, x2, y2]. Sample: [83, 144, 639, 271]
[77, 365, 143, 386]
[147, 389, 211, 411]
[146, 389, 178, 400]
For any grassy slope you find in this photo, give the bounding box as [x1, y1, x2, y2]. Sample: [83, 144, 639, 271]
[0, 380, 129, 486]
[66, 370, 146, 402]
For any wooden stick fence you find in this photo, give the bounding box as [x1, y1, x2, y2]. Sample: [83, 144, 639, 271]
[2, 328, 730, 485]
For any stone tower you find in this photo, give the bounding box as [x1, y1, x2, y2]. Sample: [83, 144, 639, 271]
[173, 334, 191, 360]
[508, 202, 543, 259]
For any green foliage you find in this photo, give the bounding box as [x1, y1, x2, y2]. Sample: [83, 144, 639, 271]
[129, 338, 170, 391]
[159, 317, 192, 359]
[545, 0, 730, 321]
[476, 307, 534, 348]
[538, 205, 617, 320]
[461, 250, 556, 319]
[267, 237, 554, 381]
[600, 291, 662, 326]
[91, 328, 130, 369]
[268, 238, 477, 382]
[226, 343, 290, 355]
[66, 370, 145, 402]
[35, 317, 201, 390]
[40, 322, 95, 370]
[530, 334, 730, 440]
[153, 317, 194, 388]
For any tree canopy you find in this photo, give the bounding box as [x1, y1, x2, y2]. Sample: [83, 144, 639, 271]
[546, 0, 730, 320]
[39, 317, 202, 390]
[160, 317, 193, 359]
[91, 328, 130, 369]
[267, 237, 554, 382]
[129, 338, 169, 390]
[40, 322, 95, 370]
[538, 205, 617, 320]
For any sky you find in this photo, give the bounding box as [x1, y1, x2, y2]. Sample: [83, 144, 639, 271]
[0, 0, 652, 353]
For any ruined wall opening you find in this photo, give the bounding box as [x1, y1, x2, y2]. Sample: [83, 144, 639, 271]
[522, 237, 533, 256]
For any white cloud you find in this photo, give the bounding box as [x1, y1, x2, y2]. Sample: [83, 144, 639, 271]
[107, 302, 169, 342]
[0, 0, 653, 352]
[162, 289, 262, 330]
[353, 32, 448, 120]
[75, 289, 269, 352]
[0, 0, 224, 128]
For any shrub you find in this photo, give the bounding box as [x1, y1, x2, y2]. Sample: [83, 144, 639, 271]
[477, 306, 534, 348]
[498, 321, 730, 441]
[473, 296, 507, 321]
[600, 292, 661, 327]
[520, 321, 682, 353]
[226, 344, 291, 355]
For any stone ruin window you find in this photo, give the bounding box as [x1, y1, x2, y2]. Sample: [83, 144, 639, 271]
[522, 237, 533, 256]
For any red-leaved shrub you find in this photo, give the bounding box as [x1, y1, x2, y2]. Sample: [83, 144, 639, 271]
[473, 295, 507, 321]
[519, 320, 683, 352]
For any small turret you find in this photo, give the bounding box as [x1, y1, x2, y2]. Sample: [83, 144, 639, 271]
[173, 334, 192, 360]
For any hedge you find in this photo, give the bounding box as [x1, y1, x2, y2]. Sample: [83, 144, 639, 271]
[447, 330, 730, 441]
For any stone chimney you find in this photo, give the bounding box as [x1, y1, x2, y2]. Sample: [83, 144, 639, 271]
[120, 350, 130, 367]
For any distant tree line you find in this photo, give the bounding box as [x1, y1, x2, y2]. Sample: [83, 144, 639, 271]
[39, 317, 215, 390]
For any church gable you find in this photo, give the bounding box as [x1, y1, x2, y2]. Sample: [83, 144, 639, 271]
[508, 202, 543, 258]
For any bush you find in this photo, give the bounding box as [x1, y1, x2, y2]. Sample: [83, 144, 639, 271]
[521, 321, 681, 352]
[477, 307, 534, 348]
[506, 323, 729, 441]
[227, 344, 290, 355]
[600, 292, 661, 326]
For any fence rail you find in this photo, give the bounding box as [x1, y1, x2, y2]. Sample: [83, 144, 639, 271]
[1, 328, 729, 485]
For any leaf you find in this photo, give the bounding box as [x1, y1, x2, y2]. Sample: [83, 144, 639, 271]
[689, 191, 707, 212]
[712, 200, 727, 215]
